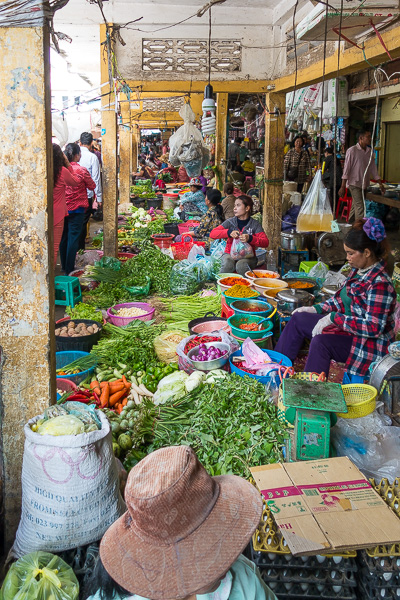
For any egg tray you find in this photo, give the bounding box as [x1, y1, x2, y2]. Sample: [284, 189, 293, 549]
[358, 566, 400, 589]
[259, 579, 357, 600]
[358, 581, 400, 600]
[259, 566, 357, 587]
[250, 544, 358, 572]
[358, 550, 400, 573]
[365, 477, 400, 557]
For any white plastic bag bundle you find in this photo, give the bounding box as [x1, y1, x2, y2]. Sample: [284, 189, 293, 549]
[296, 170, 333, 232]
[10, 411, 125, 559]
[169, 104, 210, 177]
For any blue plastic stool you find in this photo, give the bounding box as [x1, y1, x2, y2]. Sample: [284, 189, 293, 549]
[342, 372, 365, 384]
[55, 276, 82, 308]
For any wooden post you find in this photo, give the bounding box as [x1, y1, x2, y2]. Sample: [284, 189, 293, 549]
[0, 16, 54, 550]
[132, 123, 139, 177]
[100, 23, 118, 257]
[215, 93, 228, 191]
[119, 100, 132, 204]
[263, 92, 286, 256]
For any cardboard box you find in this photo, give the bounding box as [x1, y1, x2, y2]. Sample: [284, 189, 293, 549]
[250, 457, 400, 556]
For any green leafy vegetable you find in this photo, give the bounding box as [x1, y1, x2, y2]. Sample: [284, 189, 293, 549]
[65, 303, 102, 322]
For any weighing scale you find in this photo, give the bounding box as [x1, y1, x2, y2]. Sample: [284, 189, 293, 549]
[282, 379, 347, 461]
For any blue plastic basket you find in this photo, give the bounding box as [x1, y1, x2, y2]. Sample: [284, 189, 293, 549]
[230, 349, 292, 388]
[56, 351, 97, 384]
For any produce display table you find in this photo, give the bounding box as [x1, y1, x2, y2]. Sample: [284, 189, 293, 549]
[366, 191, 400, 208]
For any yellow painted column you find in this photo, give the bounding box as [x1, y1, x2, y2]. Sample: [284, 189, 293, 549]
[215, 93, 228, 191]
[100, 23, 118, 257]
[102, 110, 118, 256]
[263, 93, 286, 255]
[0, 22, 54, 549]
[119, 101, 132, 204]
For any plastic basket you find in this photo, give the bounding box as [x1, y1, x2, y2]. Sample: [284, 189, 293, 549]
[223, 288, 260, 307]
[56, 351, 97, 384]
[118, 252, 136, 261]
[337, 384, 377, 419]
[178, 221, 200, 235]
[171, 235, 206, 260]
[277, 372, 326, 427]
[230, 349, 292, 387]
[55, 319, 103, 352]
[56, 378, 77, 393]
[228, 315, 273, 340]
[107, 302, 155, 326]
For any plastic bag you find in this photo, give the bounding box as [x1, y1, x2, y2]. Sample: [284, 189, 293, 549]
[169, 104, 210, 176]
[296, 170, 333, 232]
[154, 330, 186, 363]
[177, 330, 240, 374]
[1, 551, 79, 600]
[210, 239, 227, 260]
[309, 258, 329, 281]
[94, 256, 121, 270]
[37, 415, 85, 436]
[323, 270, 346, 287]
[331, 412, 400, 481]
[230, 238, 254, 261]
[170, 260, 200, 296]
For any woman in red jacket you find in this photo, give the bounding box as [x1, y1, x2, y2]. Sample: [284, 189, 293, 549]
[210, 195, 269, 275]
[60, 143, 96, 274]
[52, 143, 80, 267]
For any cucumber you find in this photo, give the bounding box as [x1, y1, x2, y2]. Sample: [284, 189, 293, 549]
[130, 375, 138, 386]
[118, 362, 127, 370]
[114, 369, 123, 379]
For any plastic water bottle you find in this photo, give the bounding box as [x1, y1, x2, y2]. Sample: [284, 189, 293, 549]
[267, 250, 277, 272]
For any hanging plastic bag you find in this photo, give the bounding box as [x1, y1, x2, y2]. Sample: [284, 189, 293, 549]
[169, 104, 210, 177]
[296, 170, 333, 232]
[1, 551, 79, 600]
[309, 258, 329, 281]
[230, 238, 254, 261]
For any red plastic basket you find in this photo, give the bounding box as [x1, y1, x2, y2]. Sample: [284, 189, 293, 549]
[178, 221, 200, 235]
[171, 234, 206, 260]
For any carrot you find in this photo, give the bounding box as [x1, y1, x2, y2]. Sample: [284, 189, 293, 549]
[122, 397, 128, 407]
[109, 389, 128, 407]
[90, 380, 100, 390]
[99, 383, 110, 408]
[100, 382, 108, 388]
[117, 404, 124, 414]
[108, 382, 125, 394]
[122, 375, 131, 390]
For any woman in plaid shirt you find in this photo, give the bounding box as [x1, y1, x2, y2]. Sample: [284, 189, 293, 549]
[275, 219, 396, 377]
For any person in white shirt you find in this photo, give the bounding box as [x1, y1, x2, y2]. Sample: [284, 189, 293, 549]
[78, 131, 102, 249]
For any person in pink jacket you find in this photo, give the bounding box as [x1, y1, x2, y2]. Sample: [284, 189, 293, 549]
[210, 195, 269, 275]
[52, 143, 81, 267]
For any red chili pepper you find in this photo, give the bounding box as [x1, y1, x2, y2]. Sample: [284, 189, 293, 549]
[68, 396, 91, 404]
[93, 391, 101, 406]
[76, 389, 93, 397]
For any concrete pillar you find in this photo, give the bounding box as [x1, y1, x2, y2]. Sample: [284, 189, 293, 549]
[102, 110, 118, 257]
[263, 92, 286, 256]
[132, 124, 139, 177]
[119, 101, 132, 204]
[215, 93, 228, 191]
[0, 22, 54, 551]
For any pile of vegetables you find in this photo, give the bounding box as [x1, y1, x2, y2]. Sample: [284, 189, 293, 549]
[55, 321, 100, 338]
[56, 354, 97, 376]
[153, 291, 221, 331]
[191, 343, 227, 363]
[66, 303, 102, 322]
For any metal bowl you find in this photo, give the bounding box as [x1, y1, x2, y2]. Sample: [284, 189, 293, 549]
[187, 342, 230, 371]
[284, 277, 317, 294]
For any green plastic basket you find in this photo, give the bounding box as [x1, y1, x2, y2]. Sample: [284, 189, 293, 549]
[228, 315, 273, 340]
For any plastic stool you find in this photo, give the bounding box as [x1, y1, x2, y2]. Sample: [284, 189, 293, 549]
[299, 260, 328, 274]
[335, 190, 352, 223]
[55, 276, 82, 308]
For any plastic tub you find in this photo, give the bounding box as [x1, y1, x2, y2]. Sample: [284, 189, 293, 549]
[163, 193, 179, 210]
[251, 278, 288, 295]
[118, 252, 136, 262]
[130, 197, 146, 209]
[228, 315, 274, 340]
[56, 351, 97, 385]
[107, 302, 155, 326]
[230, 349, 292, 387]
[164, 222, 180, 237]
[151, 233, 174, 249]
[55, 319, 103, 352]
[147, 198, 162, 210]
[56, 378, 77, 393]
[178, 221, 201, 235]
[223, 288, 259, 307]
[245, 270, 280, 281]
[217, 275, 250, 295]
[230, 332, 273, 350]
[231, 299, 275, 318]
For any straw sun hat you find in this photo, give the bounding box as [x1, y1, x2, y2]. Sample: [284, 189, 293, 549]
[100, 445, 263, 600]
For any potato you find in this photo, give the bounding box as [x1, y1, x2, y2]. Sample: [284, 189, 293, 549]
[60, 332, 68, 337]
[87, 326, 94, 334]
[55, 328, 61, 335]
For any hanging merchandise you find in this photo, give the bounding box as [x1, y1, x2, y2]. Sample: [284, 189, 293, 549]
[296, 170, 333, 232]
[323, 78, 350, 119]
[169, 103, 210, 177]
[201, 84, 216, 136]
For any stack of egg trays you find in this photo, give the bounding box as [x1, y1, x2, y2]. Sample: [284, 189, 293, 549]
[357, 550, 400, 600]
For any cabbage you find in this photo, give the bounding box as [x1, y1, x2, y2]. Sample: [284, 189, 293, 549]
[153, 371, 189, 406]
[205, 369, 228, 384]
[185, 370, 206, 392]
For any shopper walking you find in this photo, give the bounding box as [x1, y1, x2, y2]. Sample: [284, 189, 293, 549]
[60, 143, 96, 275]
[79, 132, 102, 249]
[283, 136, 311, 193]
[52, 143, 80, 267]
[339, 130, 385, 222]
[322, 147, 342, 210]
[228, 139, 240, 170]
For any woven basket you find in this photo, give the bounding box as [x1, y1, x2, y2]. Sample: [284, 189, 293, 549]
[337, 384, 377, 419]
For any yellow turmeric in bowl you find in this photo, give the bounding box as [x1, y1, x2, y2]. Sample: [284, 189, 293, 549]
[225, 285, 259, 298]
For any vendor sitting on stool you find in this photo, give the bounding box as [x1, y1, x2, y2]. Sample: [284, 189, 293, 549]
[210, 195, 269, 276]
[179, 177, 207, 220]
[275, 218, 396, 378]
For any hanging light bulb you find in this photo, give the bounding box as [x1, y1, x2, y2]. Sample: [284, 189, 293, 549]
[202, 83, 216, 136]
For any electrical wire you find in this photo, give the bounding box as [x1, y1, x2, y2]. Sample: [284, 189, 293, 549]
[332, 0, 344, 216]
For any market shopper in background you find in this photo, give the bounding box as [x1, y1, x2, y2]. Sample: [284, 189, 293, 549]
[322, 146, 343, 210]
[179, 177, 207, 218]
[60, 143, 96, 275]
[79, 132, 102, 249]
[178, 164, 191, 183]
[210, 195, 269, 275]
[283, 136, 312, 193]
[189, 189, 223, 246]
[241, 155, 256, 177]
[228, 138, 240, 170]
[82, 445, 277, 600]
[339, 130, 385, 222]
[221, 182, 236, 219]
[275, 218, 396, 378]
[52, 143, 80, 267]
[138, 159, 155, 180]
